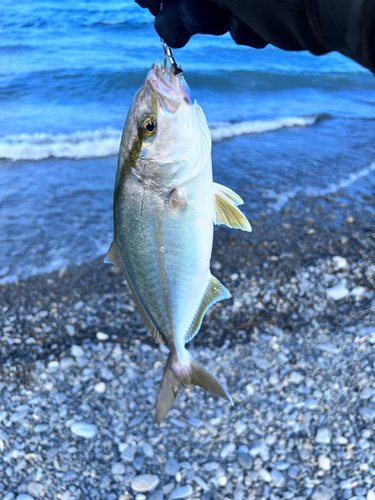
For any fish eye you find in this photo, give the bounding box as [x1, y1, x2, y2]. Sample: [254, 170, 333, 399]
[142, 117, 157, 137]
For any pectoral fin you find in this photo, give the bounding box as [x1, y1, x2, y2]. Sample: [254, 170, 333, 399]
[213, 182, 252, 232]
[185, 275, 231, 344]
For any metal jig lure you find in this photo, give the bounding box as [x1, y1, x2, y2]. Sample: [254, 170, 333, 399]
[160, 38, 194, 105]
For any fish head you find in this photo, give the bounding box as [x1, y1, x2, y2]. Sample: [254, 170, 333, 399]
[118, 63, 211, 188]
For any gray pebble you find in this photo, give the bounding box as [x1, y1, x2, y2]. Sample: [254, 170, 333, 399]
[27, 482, 44, 497]
[220, 442, 236, 459]
[359, 407, 375, 420]
[62, 471, 77, 482]
[287, 465, 301, 479]
[169, 485, 193, 500]
[165, 457, 180, 475]
[142, 442, 154, 458]
[316, 343, 339, 354]
[288, 371, 305, 384]
[249, 441, 269, 460]
[258, 468, 272, 482]
[122, 444, 137, 462]
[149, 490, 164, 500]
[65, 324, 75, 336]
[360, 387, 375, 399]
[271, 468, 286, 488]
[194, 476, 209, 491]
[60, 357, 75, 370]
[311, 486, 335, 500]
[111, 462, 126, 475]
[253, 357, 271, 370]
[237, 453, 253, 469]
[235, 420, 247, 435]
[274, 461, 290, 471]
[188, 417, 203, 427]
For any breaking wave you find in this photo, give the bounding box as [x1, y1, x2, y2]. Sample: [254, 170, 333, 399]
[0, 114, 323, 162]
[209, 114, 323, 142]
[0, 128, 121, 162]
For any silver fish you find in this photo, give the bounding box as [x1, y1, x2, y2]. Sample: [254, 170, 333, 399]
[106, 59, 251, 423]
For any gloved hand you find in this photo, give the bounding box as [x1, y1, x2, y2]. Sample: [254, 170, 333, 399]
[136, 0, 375, 73]
[135, 0, 267, 49]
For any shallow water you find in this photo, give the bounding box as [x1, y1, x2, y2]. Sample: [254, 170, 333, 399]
[1, 0, 374, 282]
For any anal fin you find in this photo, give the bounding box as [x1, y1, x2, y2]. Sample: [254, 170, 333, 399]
[185, 275, 231, 344]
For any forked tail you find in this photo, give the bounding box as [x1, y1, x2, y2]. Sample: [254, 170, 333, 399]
[155, 351, 233, 424]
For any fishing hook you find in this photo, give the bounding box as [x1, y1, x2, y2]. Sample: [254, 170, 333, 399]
[160, 38, 183, 76]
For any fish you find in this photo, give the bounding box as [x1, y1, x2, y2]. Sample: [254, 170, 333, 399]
[106, 59, 251, 424]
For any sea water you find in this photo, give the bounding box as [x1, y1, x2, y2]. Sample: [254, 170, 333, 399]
[1, 0, 374, 282]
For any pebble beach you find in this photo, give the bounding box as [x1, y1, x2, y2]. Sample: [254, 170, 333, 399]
[1, 191, 375, 500]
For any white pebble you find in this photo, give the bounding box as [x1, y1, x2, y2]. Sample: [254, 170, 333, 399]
[96, 331, 109, 341]
[326, 280, 349, 301]
[94, 382, 106, 393]
[332, 256, 348, 269]
[71, 422, 98, 439]
[315, 427, 331, 444]
[218, 475, 228, 487]
[131, 474, 160, 493]
[71, 345, 84, 358]
[60, 357, 74, 370]
[47, 360, 59, 372]
[288, 371, 305, 384]
[318, 454, 331, 471]
[350, 286, 367, 299]
[65, 324, 75, 336]
[235, 420, 247, 435]
[258, 468, 272, 482]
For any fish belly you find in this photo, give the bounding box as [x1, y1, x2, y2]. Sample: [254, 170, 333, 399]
[114, 169, 213, 349]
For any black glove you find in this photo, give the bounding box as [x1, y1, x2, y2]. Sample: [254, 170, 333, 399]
[135, 0, 375, 73]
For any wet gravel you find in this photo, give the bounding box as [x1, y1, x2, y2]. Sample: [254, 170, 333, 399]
[0, 192, 375, 500]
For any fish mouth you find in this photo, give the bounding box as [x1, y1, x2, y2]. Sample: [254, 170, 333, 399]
[147, 63, 185, 111]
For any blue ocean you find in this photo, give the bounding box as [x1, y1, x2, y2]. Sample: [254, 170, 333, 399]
[1, 0, 374, 283]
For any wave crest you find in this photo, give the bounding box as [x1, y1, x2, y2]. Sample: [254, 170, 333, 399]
[0, 115, 323, 161]
[210, 115, 323, 142]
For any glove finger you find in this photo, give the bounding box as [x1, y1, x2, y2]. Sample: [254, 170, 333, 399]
[179, 0, 230, 35]
[148, 1, 162, 16]
[229, 14, 267, 48]
[135, 0, 157, 8]
[155, 0, 192, 48]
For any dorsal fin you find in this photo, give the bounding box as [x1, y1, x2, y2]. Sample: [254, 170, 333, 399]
[185, 275, 231, 344]
[105, 240, 167, 346]
[213, 183, 252, 232]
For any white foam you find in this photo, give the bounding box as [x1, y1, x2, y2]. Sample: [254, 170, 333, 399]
[0, 115, 320, 161]
[268, 161, 375, 211]
[210, 115, 319, 142]
[0, 128, 122, 161]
